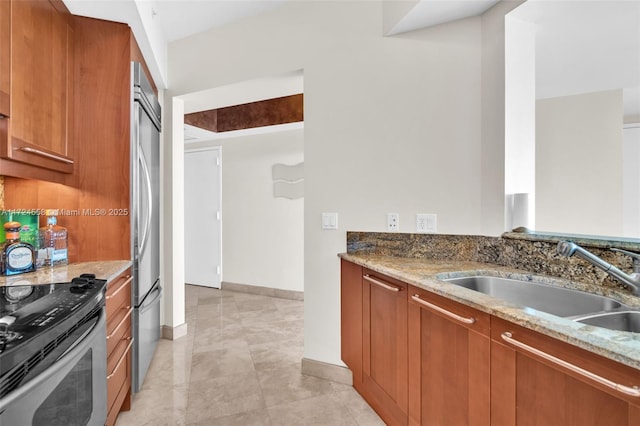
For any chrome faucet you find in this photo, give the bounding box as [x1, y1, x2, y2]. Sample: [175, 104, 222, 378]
[557, 241, 640, 296]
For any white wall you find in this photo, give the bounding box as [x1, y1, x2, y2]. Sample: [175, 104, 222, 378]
[481, 0, 523, 236]
[623, 125, 640, 237]
[160, 97, 185, 331]
[165, 1, 513, 367]
[186, 129, 304, 292]
[536, 90, 623, 236]
[505, 16, 535, 229]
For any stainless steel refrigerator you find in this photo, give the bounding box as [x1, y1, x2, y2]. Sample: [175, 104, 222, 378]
[131, 62, 162, 393]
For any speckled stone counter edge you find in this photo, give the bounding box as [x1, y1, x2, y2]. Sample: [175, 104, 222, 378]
[343, 232, 640, 371]
[0, 260, 132, 287]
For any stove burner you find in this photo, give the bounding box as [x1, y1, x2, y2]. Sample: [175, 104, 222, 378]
[4, 286, 34, 303]
[0, 274, 106, 360]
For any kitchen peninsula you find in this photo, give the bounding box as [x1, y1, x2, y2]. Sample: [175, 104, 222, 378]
[341, 231, 640, 425]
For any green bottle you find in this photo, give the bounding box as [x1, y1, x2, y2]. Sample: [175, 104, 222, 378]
[1, 221, 36, 275]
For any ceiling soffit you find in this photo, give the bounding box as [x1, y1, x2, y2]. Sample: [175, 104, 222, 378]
[184, 94, 304, 133]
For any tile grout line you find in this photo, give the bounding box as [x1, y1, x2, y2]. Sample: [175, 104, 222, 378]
[184, 285, 217, 424]
[234, 291, 273, 424]
[182, 285, 200, 425]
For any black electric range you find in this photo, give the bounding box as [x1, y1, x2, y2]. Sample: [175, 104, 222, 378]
[0, 274, 106, 398]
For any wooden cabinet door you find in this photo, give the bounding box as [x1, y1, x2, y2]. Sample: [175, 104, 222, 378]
[362, 269, 408, 426]
[491, 317, 640, 426]
[0, 0, 9, 117]
[3, 0, 74, 173]
[408, 285, 491, 426]
[341, 259, 363, 388]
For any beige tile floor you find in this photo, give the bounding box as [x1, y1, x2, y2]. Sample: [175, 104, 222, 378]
[115, 285, 384, 426]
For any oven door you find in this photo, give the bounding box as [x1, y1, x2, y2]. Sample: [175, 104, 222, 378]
[0, 308, 107, 426]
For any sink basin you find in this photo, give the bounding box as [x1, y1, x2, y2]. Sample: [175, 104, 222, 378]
[443, 275, 622, 317]
[575, 311, 640, 333]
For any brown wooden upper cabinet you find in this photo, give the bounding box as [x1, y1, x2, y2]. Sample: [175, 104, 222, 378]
[0, 0, 74, 183]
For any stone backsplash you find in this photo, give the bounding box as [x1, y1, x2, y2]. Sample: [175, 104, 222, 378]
[347, 231, 640, 291]
[347, 232, 499, 262]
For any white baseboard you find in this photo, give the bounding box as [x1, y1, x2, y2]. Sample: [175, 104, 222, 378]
[222, 281, 304, 301]
[161, 323, 188, 340]
[301, 357, 352, 385]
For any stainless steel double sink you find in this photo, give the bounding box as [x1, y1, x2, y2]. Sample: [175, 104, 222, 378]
[442, 275, 640, 333]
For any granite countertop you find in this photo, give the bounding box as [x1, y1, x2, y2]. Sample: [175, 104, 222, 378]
[0, 260, 132, 287]
[339, 252, 640, 371]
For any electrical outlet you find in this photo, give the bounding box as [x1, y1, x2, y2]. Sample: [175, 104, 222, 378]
[416, 214, 429, 233]
[387, 213, 399, 232]
[416, 213, 437, 233]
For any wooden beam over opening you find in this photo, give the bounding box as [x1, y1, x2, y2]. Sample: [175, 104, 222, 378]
[184, 93, 303, 133]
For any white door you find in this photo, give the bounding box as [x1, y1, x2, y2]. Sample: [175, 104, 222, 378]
[184, 147, 222, 288]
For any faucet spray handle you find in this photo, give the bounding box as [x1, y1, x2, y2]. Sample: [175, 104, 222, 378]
[557, 241, 578, 257]
[611, 248, 640, 273]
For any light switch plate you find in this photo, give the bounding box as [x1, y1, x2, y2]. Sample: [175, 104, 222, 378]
[322, 212, 338, 230]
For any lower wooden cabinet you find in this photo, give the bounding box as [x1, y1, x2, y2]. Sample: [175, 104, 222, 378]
[361, 269, 408, 426]
[340, 259, 363, 388]
[105, 268, 133, 426]
[491, 317, 640, 426]
[340, 259, 640, 426]
[408, 285, 491, 426]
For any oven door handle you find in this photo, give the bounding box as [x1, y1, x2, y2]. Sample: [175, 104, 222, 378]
[0, 308, 106, 410]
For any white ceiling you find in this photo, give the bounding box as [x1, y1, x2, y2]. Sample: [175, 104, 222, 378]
[63, 0, 288, 87]
[66, 0, 640, 137]
[152, 0, 288, 43]
[64, 0, 497, 88]
[64, 0, 286, 42]
[509, 0, 640, 114]
[386, 0, 500, 35]
[64, 0, 501, 143]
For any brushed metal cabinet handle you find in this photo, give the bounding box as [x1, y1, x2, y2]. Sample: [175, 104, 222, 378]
[106, 307, 132, 340]
[363, 274, 401, 292]
[19, 147, 74, 164]
[501, 332, 640, 397]
[411, 294, 476, 324]
[107, 337, 134, 379]
[106, 275, 133, 300]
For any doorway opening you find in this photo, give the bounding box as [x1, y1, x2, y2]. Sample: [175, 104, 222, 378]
[180, 69, 305, 295]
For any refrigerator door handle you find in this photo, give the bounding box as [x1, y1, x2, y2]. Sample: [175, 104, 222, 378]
[140, 284, 162, 314]
[139, 147, 153, 258]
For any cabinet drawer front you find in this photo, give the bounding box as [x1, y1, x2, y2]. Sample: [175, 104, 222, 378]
[107, 307, 132, 359]
[106, 272, 132, 318]
[409, 285, 490, 335]
[107, 337, 133, 409]
[492, 317, 640, 405]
